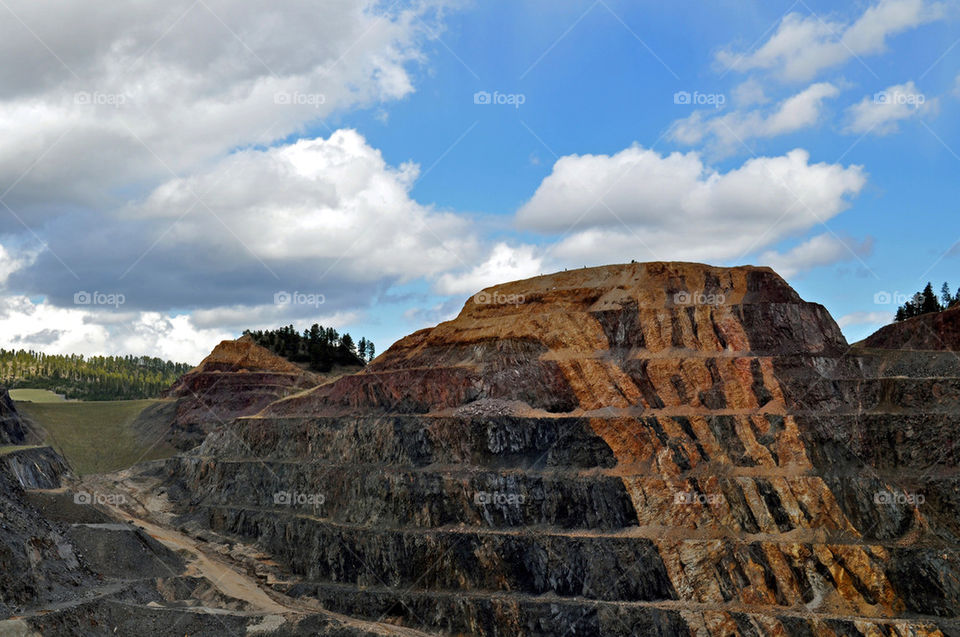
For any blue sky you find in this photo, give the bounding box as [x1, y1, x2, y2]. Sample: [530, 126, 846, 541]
[0, 0, 957, 362]
[342, 0, 960, 347]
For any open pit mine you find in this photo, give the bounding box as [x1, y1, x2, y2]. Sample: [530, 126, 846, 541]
[2, 262, 959, 636]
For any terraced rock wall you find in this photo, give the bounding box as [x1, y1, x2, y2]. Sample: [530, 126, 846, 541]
[159, 337, 321, 449]
[164, 263, 960, 636]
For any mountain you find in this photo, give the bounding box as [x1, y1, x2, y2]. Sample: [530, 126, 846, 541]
[861, 304, 960, 350]
[148, 262, 960, 636]
[7, 262, 960, 636]
[147, 335, 321, 449]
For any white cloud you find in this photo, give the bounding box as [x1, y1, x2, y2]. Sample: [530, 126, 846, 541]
[671, 82, 839, 155]
[187, 305, 360, 333]
[0, 0, 441, 227]
[732, 79, 770, 107]
[0, 297, 227, 364]
[837, 310, 893, 328]
[845, 81, 937, 135]
[434, 243, 543, 295]
[0, 244, 35, 286]
[757, 233, 873, 278]
[763, 84, 841, 134]
[717, 0, 944, 81]
[132, 129, 476, 283]
[514, 146, 866, 266]
[0, 294, 370, 364]
[0, 0, 479, 360]
[12, 129, 480, 313]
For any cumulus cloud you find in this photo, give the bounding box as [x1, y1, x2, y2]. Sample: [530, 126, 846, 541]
[0, 244, 35, 286]
[514, 145, 866, 267]
[11, 129, 478, 313]
[434, 243, 543, 295]
[0, 292, 370, 364]
[0, 1, 483, 360]
[844, 81, 937, 135]
[0, 0, 440, 228]
[0, 296, 227, 364]
[717, 0, 944, 82]
[731, 79, 770, 107]
[671, 82, 839, 155]
[757, 233, 874, 278]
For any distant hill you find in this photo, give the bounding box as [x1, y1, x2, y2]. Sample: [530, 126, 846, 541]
[0, 349, 192, 401]
[861, 304, 960, 350]
[157, 335, 322, 449]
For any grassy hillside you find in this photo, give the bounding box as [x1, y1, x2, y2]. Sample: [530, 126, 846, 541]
[17, 399, 178, 475]
[9, 389, 68, 403]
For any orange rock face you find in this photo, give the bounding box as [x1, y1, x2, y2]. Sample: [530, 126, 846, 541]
[174, 335, 307, 378]
[171, 263, 960, 636]
[163, 336, 318, 448]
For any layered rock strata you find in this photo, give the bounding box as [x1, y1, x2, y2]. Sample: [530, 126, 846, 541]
[158, 335, 320, 449]
[0, 388, 28, 445]
[861, 304, 960, 351]
[160, 263, 960, 636]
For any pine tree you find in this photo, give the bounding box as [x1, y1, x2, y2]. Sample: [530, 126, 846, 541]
[921, 282, 941, 314]
[245, 326, 372, 372]
[0, 348, 190, 400]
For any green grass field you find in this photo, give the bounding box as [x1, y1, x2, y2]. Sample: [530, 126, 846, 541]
[16, 399, 177, 475]
[9, 388, 69, 402]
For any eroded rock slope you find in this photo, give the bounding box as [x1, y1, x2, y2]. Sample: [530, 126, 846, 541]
[861, 304, 960, 351]
[162, 262, 960, 636]
[0, 388, 29, 445]
[0, 386, 418, 636]
[156, 335, 320, 449]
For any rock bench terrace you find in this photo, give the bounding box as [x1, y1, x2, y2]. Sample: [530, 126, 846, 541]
[4, 261, 960, 636]
[156, 262, 960, 636]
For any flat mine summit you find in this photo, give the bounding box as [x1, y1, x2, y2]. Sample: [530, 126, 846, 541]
[4, 262, 960, 636]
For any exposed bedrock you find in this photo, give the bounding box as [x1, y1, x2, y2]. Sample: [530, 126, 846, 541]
[0, 388, 28, 445]
[161, 262, 960, 636]
[157, 335, 322, 449]
[861, 305, 960, 351]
